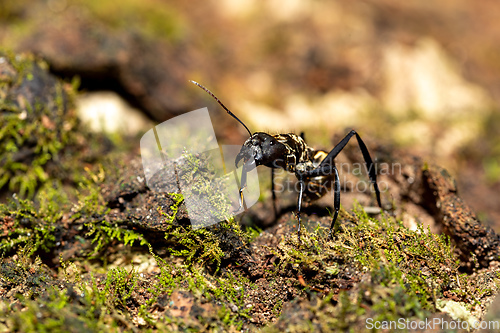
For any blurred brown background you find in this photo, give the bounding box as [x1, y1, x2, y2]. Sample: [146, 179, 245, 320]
[1, 0, 499, 230]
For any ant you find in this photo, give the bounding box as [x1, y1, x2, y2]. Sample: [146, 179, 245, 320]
[190, 80, 382, 240]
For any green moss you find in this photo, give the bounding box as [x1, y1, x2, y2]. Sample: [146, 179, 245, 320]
[1, 247, 141, 332]
[0, 50, 495, 330]
[85, 221, 149, 258]
[1, 177, 497, 332]
[0, 150, 246, 275]
[152, 151, 250, 269]
[260, 206, 472, 332]
[0, 160, 111, 257]
[159, 203, 245, 269]
[0, 197, 58, 256]
[0, 244, 52, 297]
[272, 205, 461, 322]
[264, 282, 427, 333]
[0, 288, 94, 333]
[0, 51, 80, 198]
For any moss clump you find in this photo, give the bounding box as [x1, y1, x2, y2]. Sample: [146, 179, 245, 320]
[138, 254, 254, 331]
[79, 153, 250, 270]
[268, 205, 466, 330]
[0, 51, 80, 198]
[0, 147, 248, 274]
[0, 247, 142, 332]
[0, 190, 67, 256]
[0, 241, 255, 332]
[263, 281, 428, 333]
[157, 192, 248, 269]
[0, 162, 110, 258]
[338, 210, 459, 310]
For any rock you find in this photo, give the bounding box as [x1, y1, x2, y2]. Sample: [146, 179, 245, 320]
[18, 15, 200, 121]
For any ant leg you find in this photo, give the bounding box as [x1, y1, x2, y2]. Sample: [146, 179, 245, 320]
[301, 162, 341, 240]
[234, 164, 249, 213]
[353, 132, 382, 208]
[296, 176, 305, 242]
[329, 165, 341, 240]
[271, 168, 278, 218]
[311, 130, 381, 208]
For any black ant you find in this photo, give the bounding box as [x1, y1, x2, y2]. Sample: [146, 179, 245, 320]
[190, 81, 382, 240]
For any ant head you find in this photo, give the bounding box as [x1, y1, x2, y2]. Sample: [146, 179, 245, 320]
[190, 81, 286, 168]
[235, 132, 287, 168]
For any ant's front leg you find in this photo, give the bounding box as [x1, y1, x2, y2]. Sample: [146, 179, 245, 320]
[329, 165, 341, 240]
[296, 174, 305, 242]
[316, 130, 382, 208]
[301, 163, 341, 240]
[271, 168, 278, 218]
[234, 164, 249, 213]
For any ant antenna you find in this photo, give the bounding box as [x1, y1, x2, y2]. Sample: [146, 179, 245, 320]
[190, 80, 252, 136]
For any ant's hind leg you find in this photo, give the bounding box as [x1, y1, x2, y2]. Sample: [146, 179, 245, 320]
[329, 165, 341, 240]
[314, 130, 382, 209]
[302, 163, 340, 240]
[296, 178, 305, 242]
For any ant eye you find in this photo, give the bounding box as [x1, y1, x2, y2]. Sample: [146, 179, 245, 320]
[270, 141, 274, 145]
